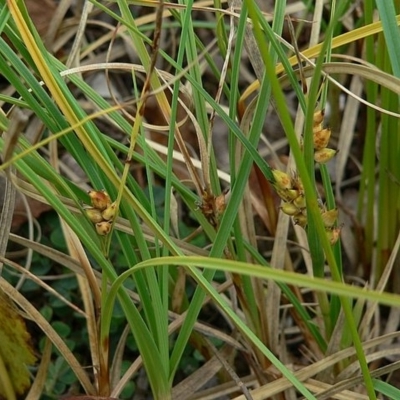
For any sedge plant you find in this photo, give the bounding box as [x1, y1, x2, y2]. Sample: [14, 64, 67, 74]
[0, 0, 400, 399]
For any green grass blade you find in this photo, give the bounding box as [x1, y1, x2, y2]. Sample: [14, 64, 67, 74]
[375, 1, 400, 77]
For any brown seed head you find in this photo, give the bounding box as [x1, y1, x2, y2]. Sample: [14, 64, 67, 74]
[88, 190, 111, 211]
[321, 208, 338, 228]
[215, 189, 230, 216]
[95, 221, 112, 236]
[326, 226, 341, 245]
[313, 128, 331, 150]
[314, 148, 337, 164]
[313, 109, 325, 127]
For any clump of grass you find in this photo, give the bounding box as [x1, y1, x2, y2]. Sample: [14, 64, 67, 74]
[1, 0, 400, 399]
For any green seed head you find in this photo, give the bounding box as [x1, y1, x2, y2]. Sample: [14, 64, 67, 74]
[102, 201, 118, 221]
[272, 169, 292, 190]
[85, 207, 104, 224]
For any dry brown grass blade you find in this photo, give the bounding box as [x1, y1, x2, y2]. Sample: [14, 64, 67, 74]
[145, 136, 230, 183]
[26, 338, 52, 400]
[171, 265, 187, 313]
[360, 229, 400, 337]
[317, 309, 346, 382]
[305, 378, 369, 400]
[2, 109, 27, 169]
[172, 343, 250, 400]
[0, 110, 28, 274]
[190, 375, 258, 400]
[232, 331, 400, 399]
[61, 221, 103, 390]
[259, 60, 400, 119]
[202, 4, 235, 193]
[207, 340, 253, 400]
[0, 174, 15, 271]
[267, 215, 292, 352]
[335, 75, 363, 202]
[65, 0, 93, 68]
[228, 0, 263, 81]
[110, 324, 130, 389]
[8, 233, 91, 276]
[172, 353, 226, 400]
[315, 359, 400, 400]
[337, 347, 400, 380]
[156, 73, 208, 194]
[61, 220, 101, 313]
[110, 357, 143, 398]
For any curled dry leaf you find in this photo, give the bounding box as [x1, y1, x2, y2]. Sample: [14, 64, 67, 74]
[0, 289, 36, 398]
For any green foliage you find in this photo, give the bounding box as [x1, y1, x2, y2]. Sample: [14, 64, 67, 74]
[0, 0, 400, 399]
[44, 356, 77, 397]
